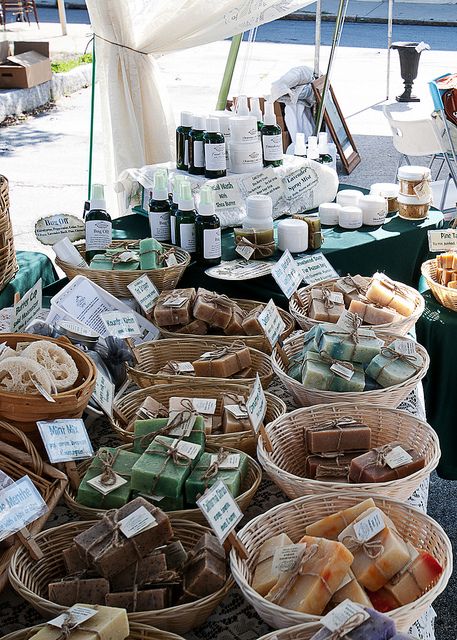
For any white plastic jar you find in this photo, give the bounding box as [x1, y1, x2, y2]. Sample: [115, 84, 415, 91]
[398, 166, 431, 197]
[319, 202, 342, 226]
[358, 194, 388, 226]
[339, 206, 363, 229]
[336, 189, 363, 207]
[370, 182, 400, 214]
[277, 219, 309, 253]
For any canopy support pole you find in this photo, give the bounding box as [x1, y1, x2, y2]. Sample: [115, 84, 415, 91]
[386, 0, 394, 99]
[216, 33, 243, 110]
[88, 37, 96, 201]
[57, 0, 67, 36]
[314, 0, 322, 77]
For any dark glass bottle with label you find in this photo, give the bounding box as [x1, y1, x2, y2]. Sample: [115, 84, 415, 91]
[195, 186, 221, 267]
[85, 183, 112, 263]
[203, 117, 226, 179]
[149, 172, 171, 242]
[261, 101, 283, 168]
[175, 181, 196, 257]
[176, 111, 193, 171]
[188, 115, 206, 176]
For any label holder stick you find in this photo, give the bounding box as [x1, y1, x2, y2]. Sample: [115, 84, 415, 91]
[17, 527, 43, 560]
[224, 530, 248, 559]
[61, 461, 81, 491]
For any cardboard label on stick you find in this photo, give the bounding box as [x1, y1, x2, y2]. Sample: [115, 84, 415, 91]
[92, 370, 114, 417]
[427, 230, 457, 252]
[127, 274, 159, 313]
[37, 418, 93, 463]
[271, 250, 303, 299]
[296, 252, 339, 285]
[197, 479, 243, 543]
[11, 279, 42, 332]
[0, 476, 48, 542]
[258, 299, 286, 347]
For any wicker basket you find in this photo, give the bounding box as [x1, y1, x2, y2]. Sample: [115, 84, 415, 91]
[159, 299, 295, 354]
[2, 623, 185, 640]
[129, 338, 274, 388]
[0, 334, 97, 447]
[257, 402, 440, 501]
[63, 443, 261, 524]
[289, 277, 424, 337]
[9, 519, 234, 634]
[271, 330, 429, 408]
[55, 241, 191, 297]
[0, 176, 18, 292]
[421, 258, 457, 312]
[112, 382, 287, 456]
[0, 420, 67, 593]
[230, 493, 452, 631]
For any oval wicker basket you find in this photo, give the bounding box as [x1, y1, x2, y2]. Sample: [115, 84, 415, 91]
[421, 258, 457, 312]
[256, 624, 416, 640]
[158, 299, 295, 354]
[63, 443, 262, 524]
[271, 330, 429, 408]
[289, 277, 424, 337]
[230, 493, 452, 631]
[8, 518, 234, 634]
[112, 382, 287, 456]
[257, 402, 440, 501]
[55, 241, 191, 297]
[2, 623, 185, 640]
[0, 420, 68, 593]
[0, 175, 18, 291]
[129, 338, 274, 388]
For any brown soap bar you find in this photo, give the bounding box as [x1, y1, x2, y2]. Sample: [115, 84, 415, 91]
[127, 396, 168, 432]
[241, 305, 264, 335]
[193, 288, 234, 329]
[163, 540, 188, 570]
[305, 453, 363, 480]
[224, 304, 246, 336]
[306, 420, 372, 454]
[179, 533, 226, 603]
[193, 344, 251, 378]
[74, 498, 173, 578]
[48, 578, 109, 607]
[154, 288, 196, 327]
[62, 544, 88, 575]
[110, 553, 167, 591]
[349, 441, 425, 483]
[221, 393, 251, 433]
[308, 288, 345, 323]
[178, 319, 209, 335]
[334, 275, 371, 306]
[232, 367, 253, 379]
[105, 588, 168, 612]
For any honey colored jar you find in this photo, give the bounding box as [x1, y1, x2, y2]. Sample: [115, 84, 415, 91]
[398, 166, 431, 197]
[397, 193, 430, 220]
[370, 183, 400, 214]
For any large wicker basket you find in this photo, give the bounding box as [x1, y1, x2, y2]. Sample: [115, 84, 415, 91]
[63, 443, 261, 524]
[421, 258, 457, 311]
[8, 519, 234, 634]
[257, 402, 440, 501]
[256, 624, 416, 640]
[129, 338, 274, 388]
[230, 493, 452, 631]
[289, 277, 424, 337]
[0, 176, 18, 292]
[55, 241, 191, 297]
[112, 382, 287, 456]
[271, 330, 429, 408]
[159, 298, 295, 354]
[2, 623, 185, 640]
[0, 420, 68, 593]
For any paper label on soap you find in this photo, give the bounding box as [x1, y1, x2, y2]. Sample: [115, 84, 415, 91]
[87, 473, 128, 495]
[330, 362, 354, 380]
[272, 544, 302, 574]
[11, 279, 42, 332]
[225, 404, 248, 419]
[258, 299, 286, 347]
[321, 599, 369, 633]
[119, 505, 158, 538]
[177, 362, 195, 373]
[191, 398, 217, 415]
[236, 244, 255, 261]
[162, 296, 187, 308]
[384, 446, 413, 469]
[392, 338, 417, 356]
[246, 373, 267, 433]
[0, 476, 48, 542]
[271, 250, 303, 299]
[37, 418, 93, 463]
[167, 410, 196, 437]
[101, 311, 141, 338]
[165, 253, 178, 267]
[329, 291, 344, 303]
[92, 370, 114, 417]
[127, 274, 159, 313]
[210, 453, 241, 469]
[295, 253, 339, 286]
[353, 508, 386, 542]
[336, 310, 376, 337]
[428, 230, 457, 252]
[48, 605, 98, 629]
[197, 479, 243, 543]
[167, 439, 201, 460]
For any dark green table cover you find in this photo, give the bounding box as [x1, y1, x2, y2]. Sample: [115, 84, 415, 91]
[0, 251, 58, 309]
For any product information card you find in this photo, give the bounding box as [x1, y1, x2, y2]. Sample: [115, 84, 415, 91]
[246, 373, 267, 433]
[296, 252, 339, 285]
[271, 250, 303, 298]
[0, 476, 48, 541]
[127, 274, 159, 313]
[11, 279, 42, 332]
[92, 370, 114, 416]
[428, 229, 457, 252]
[197, 479, 243, 543]
[37, 418, 93, 463]
[257, 299, 285, 346]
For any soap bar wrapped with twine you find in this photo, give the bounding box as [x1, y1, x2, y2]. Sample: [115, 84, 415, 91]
[300, 351, 365, 392]
[153, 288, 196, 327]
[314, 314, 382, 365]
[348, 440, 425, 483]
[193, 341, 251, 378]
[178, 532, 226, 604]
[193, 288, 235, 329]
[33, 606, 130, 640]
[306, 416, 371, 454]
[234, 231, 276, 260]
[365, 345, 422, 388]
[309, 606, 396, 640]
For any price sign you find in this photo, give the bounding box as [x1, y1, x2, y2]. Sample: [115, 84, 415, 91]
[37, 419, 93, 463]
[11, 279, 42, 332]
[92, 370, 114, 416]
[428, 230, 457, 252]
[127, 274, 159, 313]
[101, 311, 141, 338]
[197, 479, 243, 543]
[295, 252, 339, 285]
[246, 374, 267, 433]
[0, 476, 48, 542]
[258, 299, 286, 347]
[271, 250, 303, 299]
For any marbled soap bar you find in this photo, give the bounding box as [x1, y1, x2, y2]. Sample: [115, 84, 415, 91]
[225, 304, 246, 335]
[330, 570, 372, 607]
[179, 533, 226, 602]
[105, 587, 168, 611]
[315, 325, 382, 365]
[154, 288, 196, 326]
[366, 275, 415, 317]
[301, 351, 365, 392]
[349, 442, 425, 483]
[28, 605, 129, 640]
[349, 299, 397, 325]
[193, 288, 234, 329]
[242, 305, 264, 335]
[365, 346, 422, 387]
[252, 533, 293, 596]
[305, 454, 358, 481]
[305, 498, 376, 540]
[133, 416, 205, 453]
[89, 255, 113, 270]
[193, 345, 251, 378]
[334, 275, 371, 306]
[306, 420, 371, 454]
[309, 607, 396, 640]
[110, 552, 167, 591]
[48, 578, 110, 606]
[140, 237, 163, 269]
[309, 288, 345, 323]
[185, 451, 247, 504]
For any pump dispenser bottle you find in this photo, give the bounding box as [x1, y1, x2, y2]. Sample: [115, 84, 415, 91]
[203, 117, 226, 179]
[307, 135, 319, 161]
[236, 95, 250, 116]
[149, 172, 171, 242]
[176, 111, 193, 171]
[195, 186, 221, 267]
[188, 115, 206, 175]
[250, 97, 264, 131]
[261, 100, 283, 167]
[170, 175, 187, 245]
[294, 132, 306, 158]
[175, 181, 196, 255]
[85, 183, 112, 262]
[317, 132, 333, 165]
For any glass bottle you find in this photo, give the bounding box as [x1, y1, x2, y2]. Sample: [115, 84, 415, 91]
[175, 181, 196, 256]
[188, 115, 206, 175]
[318, 132, 333, 165]
[176, 111, 193, 171]
[195, 186, 221, 267]
[85, 183, 112, 263]
[149, 171, 171, 242]
[261, 100, 283, 167]
[203, 117, 226, 179]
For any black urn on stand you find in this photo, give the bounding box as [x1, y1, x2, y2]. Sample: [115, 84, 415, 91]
[391, 41, 431, 102]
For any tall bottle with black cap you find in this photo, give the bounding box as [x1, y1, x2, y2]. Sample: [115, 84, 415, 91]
[175, 181, 196, 256]
[149, 171, 171, 242]
[261, 100, 283, 167]
[176, 111, 193, 171]
[195, 186, 221, 267]
[85, 183, 112, 263]
[188, 115, 206, 175]
[203, 117, 226, 179]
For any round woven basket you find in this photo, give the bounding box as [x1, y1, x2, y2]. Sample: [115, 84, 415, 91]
[158, 299, 295, 354]
[271, 330, 429, 408]
[230, 493, 452, 631]
[128, 338, 274, 388]
[289, 277, 424, 337]
[112, 382, 287, 456]
[2, 623, 185, 640]
[0, 176, 18, 291]
[421, 258, 457, 311]
[63, 443, 261, 524]
[257, 402, 440, 501]
[55, 241, 191, 297]
[9, 519, 234, 634]
[256, 623, 417, 640]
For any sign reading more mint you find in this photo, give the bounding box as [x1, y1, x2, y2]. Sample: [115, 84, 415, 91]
[197, 479, 243, 543]
[271, 250, 303, 299]
[37, 418, 93, 463]
[11, 279, 42, 332]
[127, 274, 159, 313]
[0, 476, 48, 542]
[101, 311, 141, 338]
[258, 299, 286, 346]
[428, 230, 457, 252]
[296, 252, 339, 285]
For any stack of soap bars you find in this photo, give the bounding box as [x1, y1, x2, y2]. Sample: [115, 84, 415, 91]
[434, 251, 457, 289]
[89, 238, 171, 270]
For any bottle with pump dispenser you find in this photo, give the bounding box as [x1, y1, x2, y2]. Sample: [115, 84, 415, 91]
[306, 135, 320, 161]
[203, 117, 226, 179]
[250, 97, 264, 131]
[317, 132, 333, 165]
[294, 132, 306, 158]
[188, 116, 206, 175]
[170, 175, 187, 245]
[85, 183, 112, 263]
[261, 100, 283, 167]
[175, 181, 196, 255]
[149, 172, 171, 242]
[176, 111, 193, 171]
[195, 186, 221, 267]
[235, 95, 250, 116]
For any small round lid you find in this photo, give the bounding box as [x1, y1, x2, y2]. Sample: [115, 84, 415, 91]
[180, 111, 193, 127]
[397, 165, 431, 181]
[246, 194, 273, 219]
[278, 218, 308, 232]
[360, 194, 387, 206]
[341, 206, 363, 215]
[192, 115, 206, 130]
[319, 202, 342, 213]
[370, 182, 400, 198]
[336, 189, 363, 205]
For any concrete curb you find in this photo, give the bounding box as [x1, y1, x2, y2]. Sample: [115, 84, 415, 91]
[284, 12, 457, 26]
[0, 63, 91, 123]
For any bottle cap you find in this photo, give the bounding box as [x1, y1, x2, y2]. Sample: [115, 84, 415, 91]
[263, 100, 277, 126]
[318, 131, 328, 153]
[198, 186, 215, 215]
[307, 136, 319, 160]
[172, 175, 186, 204]
[178, 181, 195, 211]
[294, 132, 306, 156]
[152, 171, 168, 201]
[181, 111, 193, 127]
[250, 97, 263, 121]
[90, 183, 106, 210]
[236, 95, 250, 116]
[192, 115, 206, 131]
[211, 111, 232, 136]
[205, 117, 220, 133]
[229, 115, 258, 142]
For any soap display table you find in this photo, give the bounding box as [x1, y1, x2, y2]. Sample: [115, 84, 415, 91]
[0, 251, 58, 308]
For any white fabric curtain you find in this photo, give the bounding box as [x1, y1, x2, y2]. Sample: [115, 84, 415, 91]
[85, 0, 314, 187]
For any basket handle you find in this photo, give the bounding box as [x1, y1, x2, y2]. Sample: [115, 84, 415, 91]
[0, 420, 44, 476]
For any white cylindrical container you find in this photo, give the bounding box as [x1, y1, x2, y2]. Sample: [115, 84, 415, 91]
[230, 139, 263, 173]
[398, 165, 432, 197]
[336, 189, 363, 207]
[370, 182, 400, 214]
[319, 202, 342, 226]
[339, 206, 363, 229]
[358, 194, 388, 226]
[277, 219, 308, 253]
[243, 195, 274, 230]
[229, 116, 258, 143]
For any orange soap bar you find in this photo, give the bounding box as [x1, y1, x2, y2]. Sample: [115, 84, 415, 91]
[252, 533, 292, 596]
[192, 345, 251, 378]
[330, 570, 372, 608]
[305, 498, 376, 540]
[348, 299, 397, 325]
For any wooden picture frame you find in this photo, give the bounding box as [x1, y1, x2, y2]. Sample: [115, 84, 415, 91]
[312, 75, 361, 174]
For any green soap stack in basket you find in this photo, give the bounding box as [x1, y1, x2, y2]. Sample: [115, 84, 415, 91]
[132, 416, 206, 454]
[185, 450, 249, 504]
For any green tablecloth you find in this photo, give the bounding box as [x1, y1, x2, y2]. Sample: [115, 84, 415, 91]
[0, 251, 57, 308]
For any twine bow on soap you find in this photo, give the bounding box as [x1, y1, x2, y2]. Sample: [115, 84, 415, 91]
[202, 448, 230, 480]
[199, 340, 246, 361]
[320, 287, 336, 309]
[236, 234, 276, 258]
[96, 448, 120, 487]
[375, 274, 412, 305]
[308, 416, 362, 456]
[314, 461, 351, 480]
[199, 291, 236, 313]
[325, 611, 369, 640]
[145, 436, 192, 495]
[341, 274, 369, 295]
[319, 351, 356, 373]
[379, 346, 422, 373]
[84, 508, 144, 565]
[160, 360, 182, 375]
[136, 404, 168, 420]
[157, 247, 177, 265]
[341, 535, 385, 560]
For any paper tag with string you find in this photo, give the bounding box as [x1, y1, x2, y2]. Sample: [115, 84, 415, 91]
[392, 338, 417, 356]
[384, 446, 413, 469]
[272, 544, 303, 574]
[165, 253, 178, 267]
[330, 362, 354, 380]
[119, 506, 158, 538]
[236, 244, 255, 261]
[353, 508, 385, 542]
[209, 453, 240, 469]
[48, 606, 98, 629]
[413, 180, 431, 199]
[321, 599, 369, 633]
[87, 473, 128, 495]
[166, 410, 196, 437]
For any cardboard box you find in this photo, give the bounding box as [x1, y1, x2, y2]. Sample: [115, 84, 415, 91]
[0, 41, 51, 89]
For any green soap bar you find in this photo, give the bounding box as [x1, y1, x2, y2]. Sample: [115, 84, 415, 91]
[185, 452, 244, 505]
[133, 417, 206, 454]
[301, 351, 365, 392]
[365, 348, 421, 388]
[315, 325, 381, 364]
[89, 255, 113, 270]
[113, 260, 140, 271]
[288, 326, 319, 380]
[140, 237, 163, 269]
[130, 491, 184, 511]
[130, 436, 196, 499]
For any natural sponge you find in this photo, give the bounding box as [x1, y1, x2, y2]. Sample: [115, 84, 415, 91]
[22, 340, 78, 391]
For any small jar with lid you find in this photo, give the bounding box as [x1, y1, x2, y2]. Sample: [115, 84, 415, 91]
[234, 194, 275, 259]
[319, 202, 342, 226]
[339, 206, 363, 229]
[358, 194, 388, 226]
[277, 219, 308, 253]
[336, 189, 363, 207]
[398, 166, 432, 197]
[397, 193, 430, 220]
[370, 183, 400, 215]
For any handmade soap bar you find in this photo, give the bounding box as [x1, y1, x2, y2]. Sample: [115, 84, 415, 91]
[348, 299, 397, 325]
[133, 415, 205, 453]
[306, 418, 371, 454]
[330, 570, 373, 607]
[365, 346, 422, 388]
[309, 607, 396, 640]
[266, 537, 353, 614]
[28, 605, 130, 640]
[366, 274, 415, 317]
[154, 288, 196, 326]
[48, 578, 110, 606]
[185, 451, 247, 504]
[62, 545, 87, 575]
[74, 498, 173, 578]
[163, 540, 188, 570]
[157, 360, 195, 376]
[301, 351, 365, 392]
[252, 533, 293, 596]
[110, 552, 167, 591]
[305, 498, 376, 540]
[349, 442, 425, 483]
[293, 214, 322, 250]
[309, 288, 345, 323]
[305, 454, 358, 481]
[90, 255, 114, 270]
[242, 305, 264, 335]
[334, 275, 371, 306]
[127, 396, 169, 432]
[315, 325, 382, 365]
[106, 588, 168, 612]
[232, 367, 253, 379]
[193, 288, 234, 329]
[225, 304, 246, 335]
[192, 343, 251, 378]
[178, 319, 208, 335]
[222, 395, 251, 433]
[180, 533, 226, 602]
[140, 237, 163, 269]
[436, 252, 456, 269]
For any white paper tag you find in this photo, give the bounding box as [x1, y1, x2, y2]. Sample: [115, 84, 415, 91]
[92, 370, 114, 417]
[414, 180, 431, 199]
[210, 453, 241, 469]
[37, 419, 93, 463]
[384, 445, 413, 469]
[87, 473, 128, 495]
[225, 404, 248, 419]
[329, 291, 344, 303]
[173, 439, 201, 460]
[246, 373, 267, 433]
[321, 599, 370, 633]
[336, 310, 376, 338]
[119, 505, 158, 538]
[177, 362, 195, 373]
[101, 311, 141, 338]
[165, 253, 179, 267]
[127, 274, 159, 313]
[353, 508, 386, 542]
[330, 363, 354, 380]
[0, 476, 48, 542]
[197, 479, 243, 543]
[11, 279, 42, 332]
[236, 244, 255, 261]
[48, 606, 97, 629]
[205, 259, 272, 281]
[392, 338, 417, 356]
[258, 299, 286, 347]
[271, 250, 304, 299]
[162, 296, 187, 308]
[295, 253, 339, 286]
[427, 230, 457, 252]
[272, 544, 302, 574]
[166, 410, 196, 437]
[191, 398, 217, 415]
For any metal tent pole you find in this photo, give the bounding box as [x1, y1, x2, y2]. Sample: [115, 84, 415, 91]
[387, 0, 394, 99]
[88, 37, 96, 201]
[314, 0, 322, 77]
